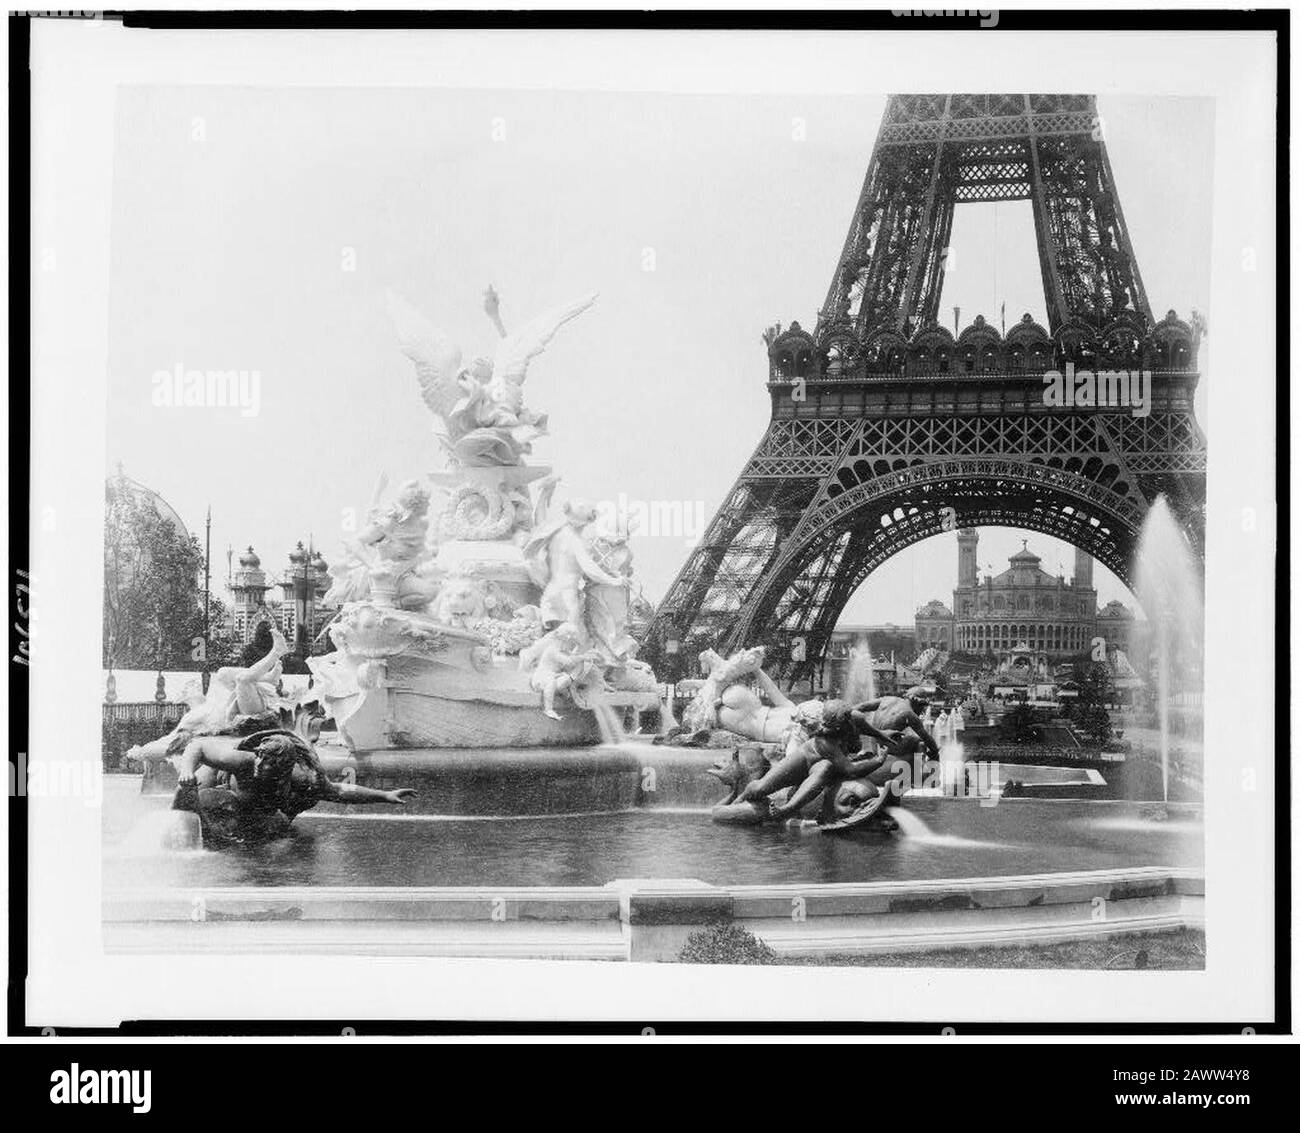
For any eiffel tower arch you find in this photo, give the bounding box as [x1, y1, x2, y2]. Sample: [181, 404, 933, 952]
[645, 94, 1206, 682]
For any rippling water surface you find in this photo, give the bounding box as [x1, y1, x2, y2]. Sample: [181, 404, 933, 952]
[104, 775, 1202, 890]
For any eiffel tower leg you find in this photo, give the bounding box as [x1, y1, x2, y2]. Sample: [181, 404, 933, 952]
[642, 424, 824, 673]
[649, 94, 1206, 685]
[1098, 142, 1154, 324]
[1028, 131, 1070, 333]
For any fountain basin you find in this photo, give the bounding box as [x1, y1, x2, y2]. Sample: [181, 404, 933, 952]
[108, 768, 1202, 890]
[105, 740, 1202, 963]
[342, 655, 662, 750]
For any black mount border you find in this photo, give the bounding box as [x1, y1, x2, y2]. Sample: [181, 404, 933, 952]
[6, 6, 1289, 1039]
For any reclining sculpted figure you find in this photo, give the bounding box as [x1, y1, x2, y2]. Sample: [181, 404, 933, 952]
[127, 627, 294, 770]
[171, 725, 415, 848]
[710, 700, 899, 828]
[683, 647, 899, 761]
[680, 647, 818, 756]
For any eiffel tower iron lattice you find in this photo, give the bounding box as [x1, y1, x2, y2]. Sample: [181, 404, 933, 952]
[643, 94, 1206, 684]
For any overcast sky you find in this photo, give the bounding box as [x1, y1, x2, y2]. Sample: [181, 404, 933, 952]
[105, 88, 1213, 623]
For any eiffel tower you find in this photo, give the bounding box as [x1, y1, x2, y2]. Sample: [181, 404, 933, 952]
[644, 94, 1206, 682]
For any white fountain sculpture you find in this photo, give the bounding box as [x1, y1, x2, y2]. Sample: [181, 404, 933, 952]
[306, 288, 663, 751]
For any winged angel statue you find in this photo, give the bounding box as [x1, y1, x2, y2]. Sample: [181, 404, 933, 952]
[387, 286, 597, 467]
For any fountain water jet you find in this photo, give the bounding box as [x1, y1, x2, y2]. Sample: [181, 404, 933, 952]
[887, 808, 936, 839]
[1133, 494, 1204, 801]
[845, 639, 876, 705]
[935, 713, 966, 795]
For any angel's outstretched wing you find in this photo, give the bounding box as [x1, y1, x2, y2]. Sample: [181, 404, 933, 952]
[385, 290, 464, 418]
[368, 470, 390, 511]
[493, 292, 598, 387]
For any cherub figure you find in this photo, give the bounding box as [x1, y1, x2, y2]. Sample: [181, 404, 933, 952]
[357, 478, 433, 569]
[327, 475, 442, 611]
[519, 622, 603, 720]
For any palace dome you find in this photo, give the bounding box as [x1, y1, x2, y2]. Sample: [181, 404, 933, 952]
[239, 545, 261, 569]
[917, 599, 953, 618]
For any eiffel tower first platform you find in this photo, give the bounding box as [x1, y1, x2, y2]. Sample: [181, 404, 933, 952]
[643, 94, 1207, 683]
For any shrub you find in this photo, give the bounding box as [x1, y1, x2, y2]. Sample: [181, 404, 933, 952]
[677, 923, 776, 965]
[1000, 702, 1041, 744]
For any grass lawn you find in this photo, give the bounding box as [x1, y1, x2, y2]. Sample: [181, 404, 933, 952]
[788, 928, 1206, 970]
[677, 924, 1206, 969]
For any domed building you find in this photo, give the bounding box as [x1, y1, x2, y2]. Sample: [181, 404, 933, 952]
[103, 466, 204, 667]
[104, 466, 196, 589]
[274, 543, 335, 646]
[106, 469, 192, 541]
[1096, 598, 1136, 654]
[915, 530, 1136, 662]
[915, 599, 955, 648]
[228, 546, 273, 644]
[225, 541, 337, 652]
